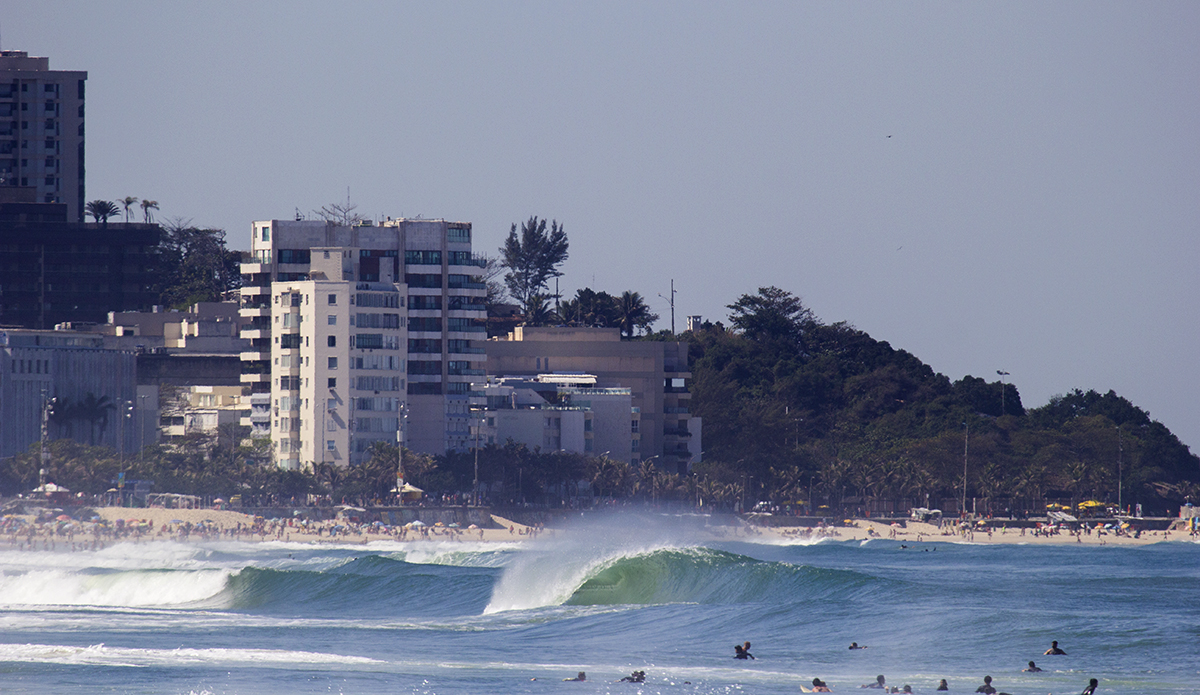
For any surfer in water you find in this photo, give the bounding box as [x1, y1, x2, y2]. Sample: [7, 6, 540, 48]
[975, 675, 996, 694]
[808, 677, 832, 692]
[861, 675, 886, 689]
[849, 642, 867, 649]
[1023, 661, 1043, 672]
[936, 680, 949, 691]
[619, 671, 645, 683]
[1080, 677, 1099, 695]
[563, 672, 586, 682]
[734, 642, 755, 659]
[1045, 640, 1067, 655]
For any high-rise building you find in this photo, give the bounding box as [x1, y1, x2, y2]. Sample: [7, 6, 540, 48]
[239, 218, 487, 468]
[0, 51, 87, 222]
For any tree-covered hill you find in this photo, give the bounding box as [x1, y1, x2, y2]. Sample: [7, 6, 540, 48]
[677, 287, 1199, 516]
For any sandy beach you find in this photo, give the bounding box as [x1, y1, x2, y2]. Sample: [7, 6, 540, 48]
[5, 506, 1191, 548]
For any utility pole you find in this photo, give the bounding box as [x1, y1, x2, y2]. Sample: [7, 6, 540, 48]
[1117, 425, 1123, 512]
[40, 389, 53, 486]
[659, 279, 676, 335]
[962, 421, 969, 517]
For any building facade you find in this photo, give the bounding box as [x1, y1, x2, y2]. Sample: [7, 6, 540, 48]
[0, 329, 138, 460]
[0, 51, 87, 222]
[0, 202, 161, 329]
[239, 218, 487, 468]
[484, 327, 700, 473]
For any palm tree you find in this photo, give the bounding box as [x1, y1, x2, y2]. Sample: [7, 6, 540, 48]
[85, 200, 120, 226]
[75, 392, 115, 445]
[616, 290, 658, 338]
[120, 196, 139, 223]
[141, 199, 159, 223]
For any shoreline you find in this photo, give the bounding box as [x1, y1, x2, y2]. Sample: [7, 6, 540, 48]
[4, 507, 1193, 549]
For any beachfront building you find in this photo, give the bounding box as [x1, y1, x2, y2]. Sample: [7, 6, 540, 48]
[473, 374, 638, 462]
[484, 327, 700, 473]
[0, 329, 139, 459]
[0, 201, 161, 329]
[239, 217, 486, 468]
[0, 50, 88, 222]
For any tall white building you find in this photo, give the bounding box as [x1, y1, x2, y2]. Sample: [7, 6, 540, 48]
[239, 218, 486, 469]
[0, 51, 87, 222]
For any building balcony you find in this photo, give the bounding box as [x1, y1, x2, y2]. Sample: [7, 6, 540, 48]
[240, 328, 270, 340]
[240, 350, 270, 362]
[240, 305, 270, 317]
[240, 372, 270, 384]
[240, 262, 271, 275]
[240, 284, 270, 297]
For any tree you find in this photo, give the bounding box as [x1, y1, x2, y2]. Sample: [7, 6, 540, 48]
[559, 288, 618, 327]
[120, 196, 139, 223]
[85, 200, 120, 226]
[312, 197, 367, 226]
[616, 290, 658, 338]
[153, 219, 243, 307]
[500, 217, 569, 317]
[727, 286, 815, 344]
[140, 199, 159, 223]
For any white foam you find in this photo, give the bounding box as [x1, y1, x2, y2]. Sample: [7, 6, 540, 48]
[0, 642, 383, 668]
[0, 568, 232, 607]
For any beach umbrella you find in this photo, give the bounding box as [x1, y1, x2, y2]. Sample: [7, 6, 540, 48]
[55, 514, 72, 521]
[406, 520, 426, 528]
[468, 524, 479, 529]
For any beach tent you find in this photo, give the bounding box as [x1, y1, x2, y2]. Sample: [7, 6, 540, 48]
[393, 483, 423, 502]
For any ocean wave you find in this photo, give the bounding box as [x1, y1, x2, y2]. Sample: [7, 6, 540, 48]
[0, 567, 233, 608]
[0, 642, 383, 668]
[485, 542, 876, 613]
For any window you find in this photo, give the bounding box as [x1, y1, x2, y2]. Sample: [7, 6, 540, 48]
[277, 249, 310, 264]
[261, 226, 270, 241]
[327, 335, 336, 347]
[631, 420, 640, 433]
[327, 440, 336, 451]
[328, 294, 336, 305]
[328, 377, 337, 388]
[328, 315, 336, 325]
[328, 357, 338, 369]
[404, 250, 441, 265]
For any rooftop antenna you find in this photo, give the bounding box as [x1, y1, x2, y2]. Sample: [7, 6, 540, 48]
[659, 279, 676, 334]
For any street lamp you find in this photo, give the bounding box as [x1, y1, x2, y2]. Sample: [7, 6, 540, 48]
[1116, 425, 1123, 512]
[962, 421, 970, 517]
[996, 370, 1010, 415]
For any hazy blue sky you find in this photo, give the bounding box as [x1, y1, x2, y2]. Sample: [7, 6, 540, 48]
[7, 2, 1198, 451]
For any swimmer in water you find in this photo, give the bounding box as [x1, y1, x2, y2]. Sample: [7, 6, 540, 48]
[810, 677, 832, 692]
[849, 642, 867, 650]
[936, 679, 949, 691]
[734, 643, 755, 659]
[563, 672, 586, 682]
[975, 675, 996, 694]
[618, 671, 645, 683]
[1045, 640, 1067, 655]
[743, 641, 755, 659]
[861, 675, 886, 689]
[1080, 677, 1098, 695]
[1023, 661, 1043, 672]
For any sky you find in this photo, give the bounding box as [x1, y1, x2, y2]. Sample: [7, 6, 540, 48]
[6, 2, 1198, 452]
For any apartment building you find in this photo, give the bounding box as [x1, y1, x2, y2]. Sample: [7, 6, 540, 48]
[239, 218, 487, 468]
[473, 375, 638, 462]
[0, 51, 87, 222]
[485, 327, 700, 473]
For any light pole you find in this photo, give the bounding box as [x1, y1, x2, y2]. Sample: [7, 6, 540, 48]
[1116, 425, 1123, 512]
[470, 407, 482, 507]
[962, 421, 970, 517]
[996, 370, 1010, 415]
[658, 279, 676, 335]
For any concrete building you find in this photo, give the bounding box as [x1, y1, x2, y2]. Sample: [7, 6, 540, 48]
[0, 202, 161, 329]
[485, 327, 700, 473]
[240, 217, 485, 467]
[474, 375, 638, 461]
[159, 385, 244, 441]
[0, 329, 139, 460]
[0, 50, 87, 222]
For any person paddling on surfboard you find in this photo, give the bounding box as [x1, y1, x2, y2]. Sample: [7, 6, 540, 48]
[1044, 640, 1067, 655]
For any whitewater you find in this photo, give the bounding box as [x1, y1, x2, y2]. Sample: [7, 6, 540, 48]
[1, 515, 1197, 694]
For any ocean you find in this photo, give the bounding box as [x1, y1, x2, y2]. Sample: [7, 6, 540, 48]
[1, 515, 1197, 694]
